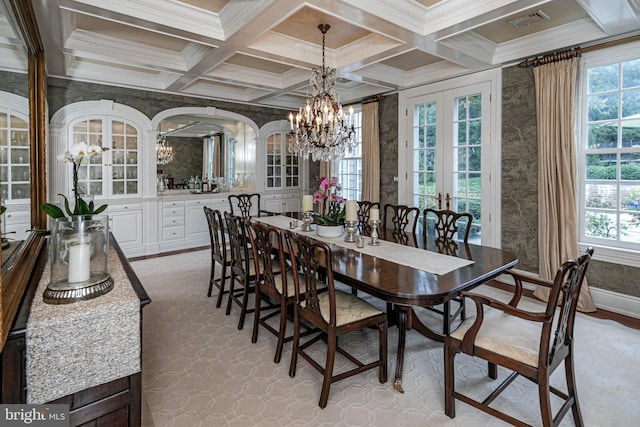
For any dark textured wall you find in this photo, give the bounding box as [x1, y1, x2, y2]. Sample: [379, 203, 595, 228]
[379, 94, 399, 209]
[158, 136, 202, 185]
[501, 66, 539, 273]
[0, 70, 28, 96]
[500, 65, 640, 297]
[46, 77, 288, 128]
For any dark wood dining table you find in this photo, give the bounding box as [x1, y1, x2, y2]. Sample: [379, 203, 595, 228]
[256, 214, 519, 393]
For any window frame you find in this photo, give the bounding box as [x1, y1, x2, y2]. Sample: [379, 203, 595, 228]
[334, 107, 362, 201]
[578, 41, 640, 267]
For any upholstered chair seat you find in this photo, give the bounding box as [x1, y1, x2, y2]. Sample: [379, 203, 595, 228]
[449, 309, 543, 368]
[316, 290, 384, 327]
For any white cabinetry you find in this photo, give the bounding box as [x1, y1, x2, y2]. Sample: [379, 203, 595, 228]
[2, 205, 31, 241]
[159, 194, 228, 252]
[162, 200, 185, 242]
[262, 191, 301, 214]
[108, 203, 143, 252]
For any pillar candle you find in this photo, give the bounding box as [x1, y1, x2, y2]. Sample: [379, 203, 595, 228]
[302, 195, 313, 212]
[345, 200, 357, 221]
[68, 243, 91, 283]
[370, 208, 379, 222]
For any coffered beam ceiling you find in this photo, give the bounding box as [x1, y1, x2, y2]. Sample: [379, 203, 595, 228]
[25, 0, 640, 110]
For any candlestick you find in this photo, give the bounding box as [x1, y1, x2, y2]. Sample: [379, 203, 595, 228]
[68, 242, 91, 283]
[301, 211, 314, 232]
[368, 219, 381, 246]
[344, 220, 357, 243]
[345, 200, 357, 222]
[302, 194, 313, 212]
[370, 208, 379, 222]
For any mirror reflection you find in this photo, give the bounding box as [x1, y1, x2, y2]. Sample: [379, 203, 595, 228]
[0, 0, 30, 251]
[156, 114, 256, 193]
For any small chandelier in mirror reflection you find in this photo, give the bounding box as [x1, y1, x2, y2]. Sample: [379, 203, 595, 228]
[156, 135, 173, 165]
[288, 24, 356, 162]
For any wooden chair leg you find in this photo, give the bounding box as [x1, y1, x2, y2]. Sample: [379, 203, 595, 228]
[488, 362, 497, 379]
[443, 301, 451, 334]
[565, 352, 584, 427]
[225, 274, 235, 316]
[215, 264, 227, 308]
[319, 333, 337, 409]
[238, 278, 251, 330]
[444, 345, 456, 418]
[538, 374, 553, 427]
[274, 299, 288, 364]
[289, 309, 300, 378]
[207, 259, 216, 297]
[251, 285, 261, 343]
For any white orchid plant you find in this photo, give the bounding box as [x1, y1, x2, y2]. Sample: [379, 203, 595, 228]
[41, 142, 109, 219]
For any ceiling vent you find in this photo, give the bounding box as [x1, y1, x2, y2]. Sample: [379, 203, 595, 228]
[509, 10, 550, 28]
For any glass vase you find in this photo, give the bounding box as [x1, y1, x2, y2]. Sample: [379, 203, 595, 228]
[44, 214, 113, 304]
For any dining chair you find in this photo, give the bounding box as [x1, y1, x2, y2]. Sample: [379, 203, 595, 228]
[284, 231, 387, 408]
[228, 193, 265, 219]
[224, 212, 266, 330]
[247, 221, 303, 363]
[204, 207, 232, 308]
[423, 208, 474, 333]
[444, 247, 594, 427]
[383, 204, 420, 236]
[356, 201, 380, 235]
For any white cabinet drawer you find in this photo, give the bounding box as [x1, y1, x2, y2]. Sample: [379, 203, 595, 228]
[163, 200, 185, 209]
[163, 216, 185, 227]
[163, 226, 184, 241]
[108, 203, 143, 212]
[185, 198, 211, 209]
[163, 207, 184, 218]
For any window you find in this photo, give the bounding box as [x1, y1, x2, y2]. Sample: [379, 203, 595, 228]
[335, 109, 362, 200]
[580, 45, 640, 260]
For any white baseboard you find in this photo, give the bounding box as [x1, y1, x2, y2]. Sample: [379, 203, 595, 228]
[495, 270, 640, 320]
[590, 287, 640, 320]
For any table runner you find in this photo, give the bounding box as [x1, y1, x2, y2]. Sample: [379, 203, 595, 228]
[255, 215, 473, 276]
[26, 245, 141, 404]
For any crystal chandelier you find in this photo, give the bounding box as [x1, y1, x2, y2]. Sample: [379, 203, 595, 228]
[156, 135, 173, 165]
[289, 24, 356, 161]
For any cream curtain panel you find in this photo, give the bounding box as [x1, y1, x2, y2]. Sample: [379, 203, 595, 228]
[533, 57, 596, 312]
[361, 101, 380, 202]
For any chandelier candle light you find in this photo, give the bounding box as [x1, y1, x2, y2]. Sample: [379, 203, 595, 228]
[289, 24, 357, 161]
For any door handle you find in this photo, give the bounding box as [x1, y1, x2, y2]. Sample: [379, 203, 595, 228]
[445, 193, 451, 210]
[437, 192, 442, 209]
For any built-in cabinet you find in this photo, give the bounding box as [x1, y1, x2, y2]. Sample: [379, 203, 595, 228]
[263, 191, 302, 214]
[108, 202, 143, 250]
[46, 106, 309, 258]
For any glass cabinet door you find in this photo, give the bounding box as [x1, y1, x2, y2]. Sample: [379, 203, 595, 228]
[0, 112, 30, 202]
[266, 131, 299, 189]
[71, 116, 140, 199]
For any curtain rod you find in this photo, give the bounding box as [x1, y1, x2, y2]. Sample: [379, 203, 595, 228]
[517, 33, 640, 68]
[361, 95, 385, 105]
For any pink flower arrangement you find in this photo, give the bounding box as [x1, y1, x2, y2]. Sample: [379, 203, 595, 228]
[313, 176, 345, 225]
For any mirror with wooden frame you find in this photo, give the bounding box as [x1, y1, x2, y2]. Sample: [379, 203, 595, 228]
[0, 0, 46, 351]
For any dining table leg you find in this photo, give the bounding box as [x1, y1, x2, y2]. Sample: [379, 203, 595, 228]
[393, 306, 446, 393]
[393, 307, 408, 393]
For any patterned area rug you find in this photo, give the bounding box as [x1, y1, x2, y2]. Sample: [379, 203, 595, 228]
[132, 250, 640, 427]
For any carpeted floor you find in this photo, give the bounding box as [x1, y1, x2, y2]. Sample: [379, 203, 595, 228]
[131, 250, 640, 427]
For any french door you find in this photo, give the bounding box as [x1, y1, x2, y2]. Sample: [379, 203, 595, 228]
[402, 80, 496, 245]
